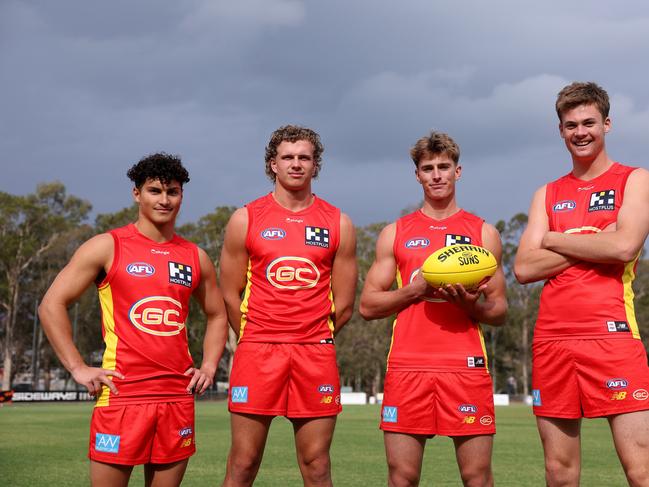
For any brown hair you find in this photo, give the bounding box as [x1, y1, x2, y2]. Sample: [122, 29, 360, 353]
[264, 125, 324, 181]
[556, 82, 610, 121]
[410, 131, 460, 167]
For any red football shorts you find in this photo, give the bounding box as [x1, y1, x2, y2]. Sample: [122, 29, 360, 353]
[89, 400, 195, 465]
[380, 370, 496, 436]
[228, 342, 341, 418]
[532, 338, 649, 418]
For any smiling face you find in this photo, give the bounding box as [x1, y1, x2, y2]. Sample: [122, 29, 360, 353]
[133, 178, 183, 226]
[415, 154, 461, 203]
[559, 103, 611, 164]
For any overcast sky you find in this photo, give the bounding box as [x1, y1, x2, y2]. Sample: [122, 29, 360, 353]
[2, 1, 649, 228]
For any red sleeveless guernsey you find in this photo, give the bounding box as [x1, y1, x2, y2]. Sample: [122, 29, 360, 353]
[95, 224, 200, 407]
[239, 193, 340, 344]
[389, 209, 489, 371]
[535, 163, 640, 341]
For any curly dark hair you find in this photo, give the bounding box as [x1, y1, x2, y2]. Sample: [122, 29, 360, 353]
[126, 152, 190, 188]
[556, 82, 610, 121]
[264, 125, 324, 182]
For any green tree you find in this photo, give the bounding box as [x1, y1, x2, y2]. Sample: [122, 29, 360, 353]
[0, 182, 91, 389]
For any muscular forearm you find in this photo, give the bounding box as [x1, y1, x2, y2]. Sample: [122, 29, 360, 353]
[39, 302, 87, 373]
[543, 231, 641, 264]
[514, 248, 576, 284]
[360, 285, 422, 320]
[467, 298, 507, 326]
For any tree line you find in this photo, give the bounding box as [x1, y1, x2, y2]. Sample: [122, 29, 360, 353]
[2, 182, 648, 395]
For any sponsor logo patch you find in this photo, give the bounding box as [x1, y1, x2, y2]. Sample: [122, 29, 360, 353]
[151, 248, 170, 255]
[318, 384, 334, 394]
[168, 261, 192, 287]
[532, 389, 542, 406]
[467, 356, 486, 368]
[266, 256, 320, 289]
[128, 296, 185, 336]
[179, 427, 193, 438]
[126, 262, 155, 277]
[382, 406, 398, 423]
[231, 386, 248, 403]
[405, 237, 430, 249]
[606, 378, 628, 390]
[95, 433, 120, 453]
[305, 226, 330, 248]
[606, 321, 630, 333]
[633, 389, 649, 401]
[446, 234, 471, 246]
[588, 189, 615, 212]
[553, 200, 576, 212]
[458, 404, 478, 414]
[320, 395, 333, 404]
[261, 228, 286, 240]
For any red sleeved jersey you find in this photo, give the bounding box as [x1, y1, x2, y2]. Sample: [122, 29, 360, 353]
[388, 209, 489, 372]
[95, 224, 199, 407]
[238, 193, 340, 344]
[535, 163, 641, 341]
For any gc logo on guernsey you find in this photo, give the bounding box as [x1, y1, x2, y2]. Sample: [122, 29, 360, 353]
[128, 296, 185, 336]
[266, 256, 320, 290]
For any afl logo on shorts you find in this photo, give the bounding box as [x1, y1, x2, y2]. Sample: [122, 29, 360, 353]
[606, 378, 628, 390]
[129, 296, 185, 336]
[552, 200, 576, 212]
[126, 262, 155, 277]
[266, 256, 320, 290]
[405, 237, 430, 249]
[261, 228, 286, 240]
[458, 404, 477, 414]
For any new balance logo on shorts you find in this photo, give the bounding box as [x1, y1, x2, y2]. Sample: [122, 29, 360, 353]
[168, 261, 192, 287]
[446, 234, 471, 246]
[588, 189, 615, 212]
[607, 320, 630, 332]
[382, 406, 398, 423]
[231, 386, 248, 403]
[305, 226, 330, 248]
[467, 356, 485, 368]
[95, 433, 120, 453]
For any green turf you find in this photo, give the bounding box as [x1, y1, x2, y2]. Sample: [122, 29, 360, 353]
[0, 402, 629, 486]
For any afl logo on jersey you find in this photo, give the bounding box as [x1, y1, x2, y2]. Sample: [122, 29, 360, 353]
[266, 256, 320, 290]
[261, 228, 286, 240]
[129, 296, 185, 336]
[126, 262, 155, 277]
[552, 200, 576, 212]
[405, 238, 430, 249]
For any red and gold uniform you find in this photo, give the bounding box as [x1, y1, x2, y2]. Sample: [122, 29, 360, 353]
[228, 194, 342, 417]
[90, 223, 199, 464]
[533, 163, 649, 418]
[380, 210, 495, 436]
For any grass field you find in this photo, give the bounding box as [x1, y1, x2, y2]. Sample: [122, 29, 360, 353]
[1, 401, 629, 486]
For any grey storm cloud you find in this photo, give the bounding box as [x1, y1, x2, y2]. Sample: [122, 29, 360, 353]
[2, 0, 649, 227]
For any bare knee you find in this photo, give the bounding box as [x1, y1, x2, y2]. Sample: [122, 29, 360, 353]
[225, 450, 264, 486]
[622, 463, 649, 487]
[458, 462, 493, 487]
[544, 456, 580, 487]
[387, 460, 421, 487]
[298, 452, 331, 485]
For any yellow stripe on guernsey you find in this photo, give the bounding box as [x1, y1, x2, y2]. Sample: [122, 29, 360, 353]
[238, 259, 253, 342]
[327, 280, 336, 335]
[623, 256, 641, 339]
[477, 324, 490, 372]
[96, 284, 118, 407]
[385, 269, 404, 371]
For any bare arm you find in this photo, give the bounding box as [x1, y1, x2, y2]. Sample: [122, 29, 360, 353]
[359, 223, 431, 320]
[436, 223, 508, 325]
[541, 168, 649, 264]
[38, 234, 124, 395]
[330, 213, 358, 333]
[514, 185, 577, 283]
[218, 208, 249, 338]
[184, 248, 229, 395]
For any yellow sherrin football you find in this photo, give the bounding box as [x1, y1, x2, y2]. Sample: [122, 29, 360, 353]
[421, 244, 497, 290]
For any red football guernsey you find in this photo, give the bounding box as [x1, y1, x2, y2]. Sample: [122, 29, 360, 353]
[239, 193, 340, 344]
[388, 209, 489, 371]
[535, 163, 640, 341]
[95, 224, 199, 407]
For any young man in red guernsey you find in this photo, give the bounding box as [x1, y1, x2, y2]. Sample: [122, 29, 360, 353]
[219, 125, 357, 487]
[360, 131, 507, 487]
[515, 82, 649, 486]
[39, 153, 229, 487]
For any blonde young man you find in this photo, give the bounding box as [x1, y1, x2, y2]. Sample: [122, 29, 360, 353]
[515, 82, 649, 486]
[39, 153, 229, 487]
[220, 125, 357, 487]
[360, 131, 507, 487]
